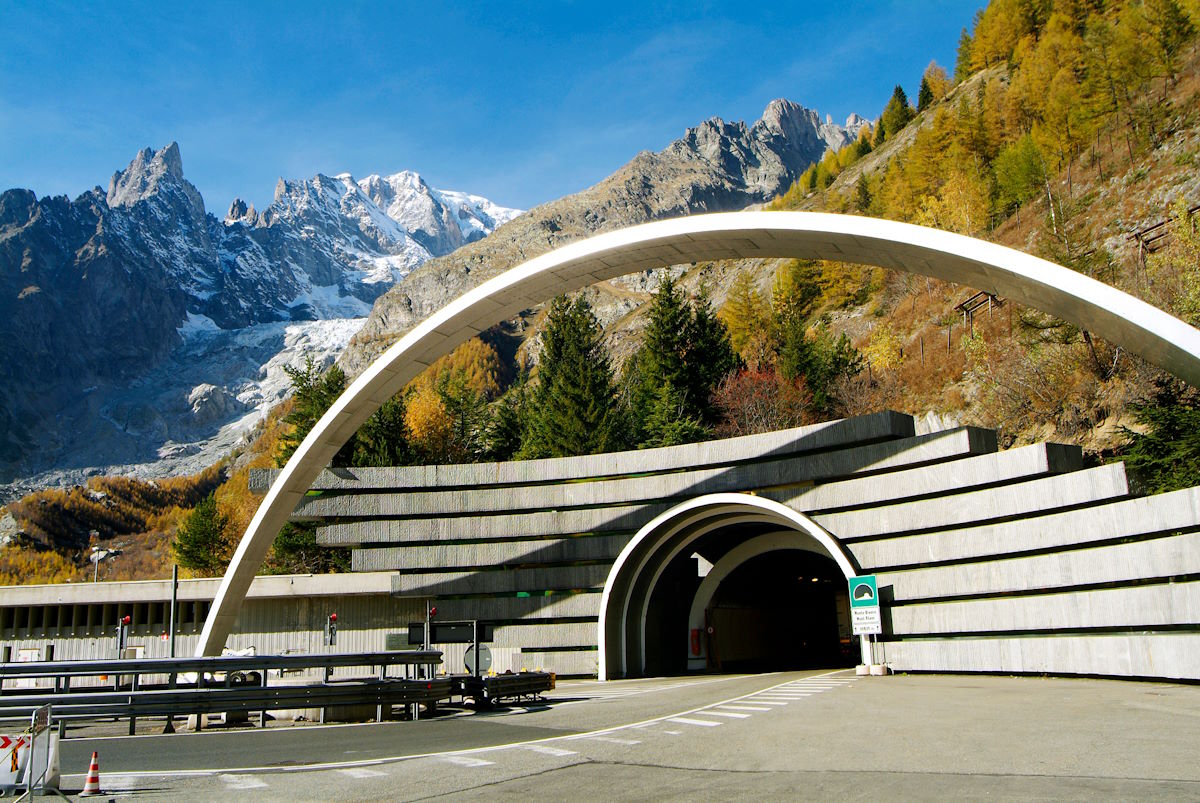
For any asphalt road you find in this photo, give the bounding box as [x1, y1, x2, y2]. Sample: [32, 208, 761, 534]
[53, 670, 1200, 800]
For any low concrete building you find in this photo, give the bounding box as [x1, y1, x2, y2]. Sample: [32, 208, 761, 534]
[0, 573, 421, 675]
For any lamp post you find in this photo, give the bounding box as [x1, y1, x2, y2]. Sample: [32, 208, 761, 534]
[90, 546, 120, 582]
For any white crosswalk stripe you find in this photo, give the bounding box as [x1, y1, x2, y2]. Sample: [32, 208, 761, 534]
[718, 704, 774, 712]
[700, 709, 751, 718]
[440, 755, 494, 767]
[667, 716, 723, 727]
[584, 735, 642, 745]
[522, 744, 578, 757]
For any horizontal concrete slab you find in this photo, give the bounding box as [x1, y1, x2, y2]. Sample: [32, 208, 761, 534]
[520, 649, 599, 676]
[818, 464, 1132, 541]
[424, 593, 602, 622]
[850, 486, 1200, 569]
[390, 565, 611, 597]
[890, 581, 1200, 634]
[252, 411, 916, 493]
[293, 428, 997, 520]
[318, 504, 662, 545]
[776, 442, 1081, 514]
[350, 535, 626, 572]
[881, 632, 1200, 680]
[494, 621, 598, 649]
[878, 532, 1200, 601]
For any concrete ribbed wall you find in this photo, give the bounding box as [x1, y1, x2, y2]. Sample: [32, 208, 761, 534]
[247, 411, 1199, 680]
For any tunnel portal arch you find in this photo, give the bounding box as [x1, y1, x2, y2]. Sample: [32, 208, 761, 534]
[597, 493, 863, 680]
[198, 211, 1200, 656]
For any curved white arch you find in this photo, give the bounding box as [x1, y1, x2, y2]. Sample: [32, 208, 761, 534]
[596, 492, 861, 680]
[198, 211, 1200, 656]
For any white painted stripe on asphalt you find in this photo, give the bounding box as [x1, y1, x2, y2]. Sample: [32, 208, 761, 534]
[700, 710, 751, 718]
[521, 744, 578, 757]
[718, 704, 774, 712]
[338, 767, 388, 778]
[747, 699, 790, 705]
[221, 774, 268, 789]
[667, 717, 723, 727]
[585, 735, 642, 745]
[440, 755, 495, 767]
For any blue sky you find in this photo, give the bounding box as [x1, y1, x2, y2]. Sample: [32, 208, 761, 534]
[0, 1, 977, 213]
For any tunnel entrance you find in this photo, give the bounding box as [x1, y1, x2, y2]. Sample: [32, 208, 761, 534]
[599, 493, 863, 680]
[703, 550, 852, 672]
[639, 524, 855, 677]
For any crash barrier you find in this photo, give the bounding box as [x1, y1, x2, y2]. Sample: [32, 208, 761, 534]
[0, 651, 443, 734]
[0, 703, 60, 797]
[457, 672, 555, 709]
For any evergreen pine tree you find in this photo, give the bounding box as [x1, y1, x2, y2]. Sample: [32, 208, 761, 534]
[917, 75, 935, 112]
[628, 277, 737, 445]
[520, 295, 623, 458]
[172, 493, 229, 574]
[276, 358, 355, 466]
[352, 396, 410, 467]
[879, 85, 915, 141]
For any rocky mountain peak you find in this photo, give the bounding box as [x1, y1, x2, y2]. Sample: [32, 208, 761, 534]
[106, 141, 197, 210]
[225, 198, 258, 226]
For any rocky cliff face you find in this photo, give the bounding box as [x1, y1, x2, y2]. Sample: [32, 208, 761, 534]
[341, 99, 865, 374]
[0, 144, 519, 496]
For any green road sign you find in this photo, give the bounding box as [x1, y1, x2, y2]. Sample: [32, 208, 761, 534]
[849, 574, 882, 635]
[850, 575, 878, 608]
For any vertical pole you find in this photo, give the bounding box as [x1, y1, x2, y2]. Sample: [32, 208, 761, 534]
[423, 600, 431, 681]
[472, 620, 480, 679]
[169, 565, 179, 659]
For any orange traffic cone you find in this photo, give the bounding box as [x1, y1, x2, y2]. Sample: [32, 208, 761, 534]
[80, 751, 101, 796]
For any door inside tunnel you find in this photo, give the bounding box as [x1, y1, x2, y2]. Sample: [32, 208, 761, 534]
[704, 550, 853, 672]
[642, 541, 854, 676]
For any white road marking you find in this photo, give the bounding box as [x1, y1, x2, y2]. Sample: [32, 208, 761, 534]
[440, 755, 495, 767]
[700, 710, 750, 718]
[338, 767, 388, 778]
[667, 717, 723, 727]
[521, 744, 578, 757]
[220, 774, 268, 789]
[664, 730, 683, 735]
[718, 704, 773, 712]
[584, 736, 642, 745]
[747, 699, 790, 705]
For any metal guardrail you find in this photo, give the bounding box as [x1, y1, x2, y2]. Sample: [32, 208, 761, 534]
[0, 651, 445, 734]
[0, 677, 458, 720]
[0, 651, 443, 683]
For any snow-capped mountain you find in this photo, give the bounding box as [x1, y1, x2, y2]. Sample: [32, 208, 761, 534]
[0, 144, 520, 498]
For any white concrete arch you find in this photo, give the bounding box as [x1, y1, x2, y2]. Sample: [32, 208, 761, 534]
[596, 492, 862, 680]
[198, 211, 1200, 656]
